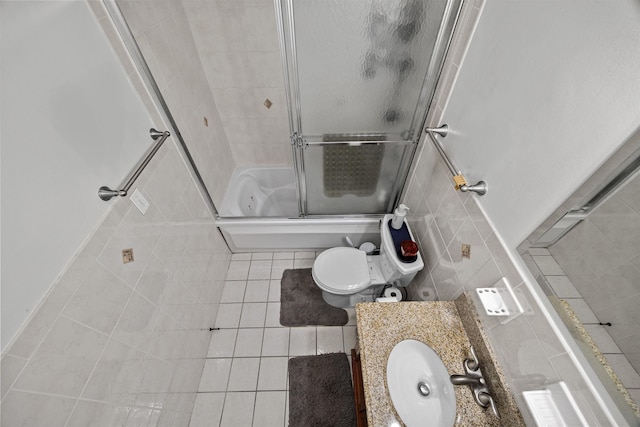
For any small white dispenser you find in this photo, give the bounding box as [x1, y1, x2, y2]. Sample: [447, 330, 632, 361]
[391, 204, 409, 229]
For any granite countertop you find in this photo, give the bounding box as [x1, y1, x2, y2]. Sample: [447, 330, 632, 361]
[356, 301, 501, 427]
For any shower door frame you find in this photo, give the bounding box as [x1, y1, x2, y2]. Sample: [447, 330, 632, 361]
[275, 0, 464, 218]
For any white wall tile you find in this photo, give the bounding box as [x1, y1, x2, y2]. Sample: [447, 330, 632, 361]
[1, 391, 76, 427]
[81, 339, 144, 404]
[13, 317, 108, 396]
[66, 401, 131, 427]
[2, 4, 232, 426]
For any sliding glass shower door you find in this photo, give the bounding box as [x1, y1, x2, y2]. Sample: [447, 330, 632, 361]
[277, 0, 461, 215]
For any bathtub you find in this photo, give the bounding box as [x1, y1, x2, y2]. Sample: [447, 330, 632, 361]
[216, 167, 382, 251]
[216, 216, 382, 252]
[219, 167, 298, 217]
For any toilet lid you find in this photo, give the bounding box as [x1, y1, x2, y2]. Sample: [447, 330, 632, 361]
[312, 247, 370, 294]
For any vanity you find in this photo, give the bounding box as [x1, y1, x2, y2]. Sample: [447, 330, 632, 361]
[355, 296, 525, 426]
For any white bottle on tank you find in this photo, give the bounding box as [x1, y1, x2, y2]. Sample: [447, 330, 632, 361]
[391, 204, 409, 230]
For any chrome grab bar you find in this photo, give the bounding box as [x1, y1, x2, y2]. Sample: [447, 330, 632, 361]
[424, 124, 487, 196]
[98, 128, 170, 201]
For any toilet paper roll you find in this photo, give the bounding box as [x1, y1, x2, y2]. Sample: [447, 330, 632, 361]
[384, 286, 403, 301]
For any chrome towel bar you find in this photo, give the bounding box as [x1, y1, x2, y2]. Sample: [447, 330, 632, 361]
[424, 124, 487, 196]
[98, 128, 170, 201]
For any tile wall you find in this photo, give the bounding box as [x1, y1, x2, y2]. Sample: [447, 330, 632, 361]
[183, 0, 291, 168]
[1, 3, 231, 425]
[0, 138, 231, 426]
[401, 0, 622, 424]
[115, 0, 237, 207]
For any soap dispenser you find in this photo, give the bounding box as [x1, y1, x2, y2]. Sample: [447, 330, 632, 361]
[391, 204, 409, 230]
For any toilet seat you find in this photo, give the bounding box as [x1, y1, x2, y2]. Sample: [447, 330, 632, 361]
[312, 247, 371, 295]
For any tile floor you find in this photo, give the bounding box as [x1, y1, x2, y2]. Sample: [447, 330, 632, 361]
[189, 251, 357, 427]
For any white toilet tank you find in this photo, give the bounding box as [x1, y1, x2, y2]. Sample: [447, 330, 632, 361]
[379, 214, 424, 285]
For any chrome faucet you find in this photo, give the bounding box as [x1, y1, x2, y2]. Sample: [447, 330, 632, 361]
[450, 346, 500, 419]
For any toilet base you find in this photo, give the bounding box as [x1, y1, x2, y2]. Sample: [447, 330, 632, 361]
[321, 286, 384, 309]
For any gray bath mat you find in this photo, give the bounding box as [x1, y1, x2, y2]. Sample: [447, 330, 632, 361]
[280, 268, 348, 327]
[288, 353, 356, 427]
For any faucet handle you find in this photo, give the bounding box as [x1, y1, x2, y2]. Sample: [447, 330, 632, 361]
[477, 392, 500, 419]
[464, 346, 480, 372]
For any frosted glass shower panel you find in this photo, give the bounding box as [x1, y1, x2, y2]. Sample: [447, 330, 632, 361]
[292, 0, 449, 139]
[304, 142, 412, 215]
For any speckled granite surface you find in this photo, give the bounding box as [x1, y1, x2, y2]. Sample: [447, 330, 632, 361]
[555, 298, 640, 419]
[455, 293, 526, 427]
[356, 301, 504, 427]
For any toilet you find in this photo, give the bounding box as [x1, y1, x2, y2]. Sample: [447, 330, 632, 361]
[312, 214, 424, 308]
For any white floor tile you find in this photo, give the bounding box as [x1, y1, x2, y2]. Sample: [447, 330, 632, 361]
[220, 281, 247, 303]
[604, 354, 640, 389]
[240, 303, 267, 328]
[273, 252, 294, 260]
[244, 281, 270, 302]
[344, 308, 357, 326]
[227, 358, 260, 391]
[248, 260, 272, 280]
[189, 393, 225, 427]
[271, 260, 293, 280]
[226, 261, 250, 280]
[532, 256, 565, 275]
[584, 325, 621, 353]
[294, 251, 315, 259]
[566, 299, 599, 324]
[289, 327, 316, 356]
[257, 357, 289, 391]
[198, 359, 232, 392]
[628, 389, 640, 410]
[262, 328, 290, 357]
[208, 329, 238, 358]
[253, 391, 286, 427]
[234, 328, 264, 357]
[252, 252, 273, 260]
[343, 325, 357, 353]
[231, 253, 252, 261]
[546, 276, 581, 298]
[215, 304, 243, 328]
[317, 326, 344, 354]
[265, 303, 282, 328]
[220, 392, 255, 427]
[268, 280, 281, 302]
[293, 259, 314, 269]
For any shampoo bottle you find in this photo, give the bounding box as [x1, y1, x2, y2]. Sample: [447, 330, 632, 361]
[391, 204, 409, 230]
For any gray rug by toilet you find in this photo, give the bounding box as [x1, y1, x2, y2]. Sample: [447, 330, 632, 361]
[288, 353, 356, 427]
[280, 268, 348, 327]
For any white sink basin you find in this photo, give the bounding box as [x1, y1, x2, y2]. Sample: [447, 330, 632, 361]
[386, 339, 456, 426]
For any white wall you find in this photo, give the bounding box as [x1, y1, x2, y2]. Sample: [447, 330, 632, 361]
[1, 1, 154, 350]
[441, 0, 640, 246]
